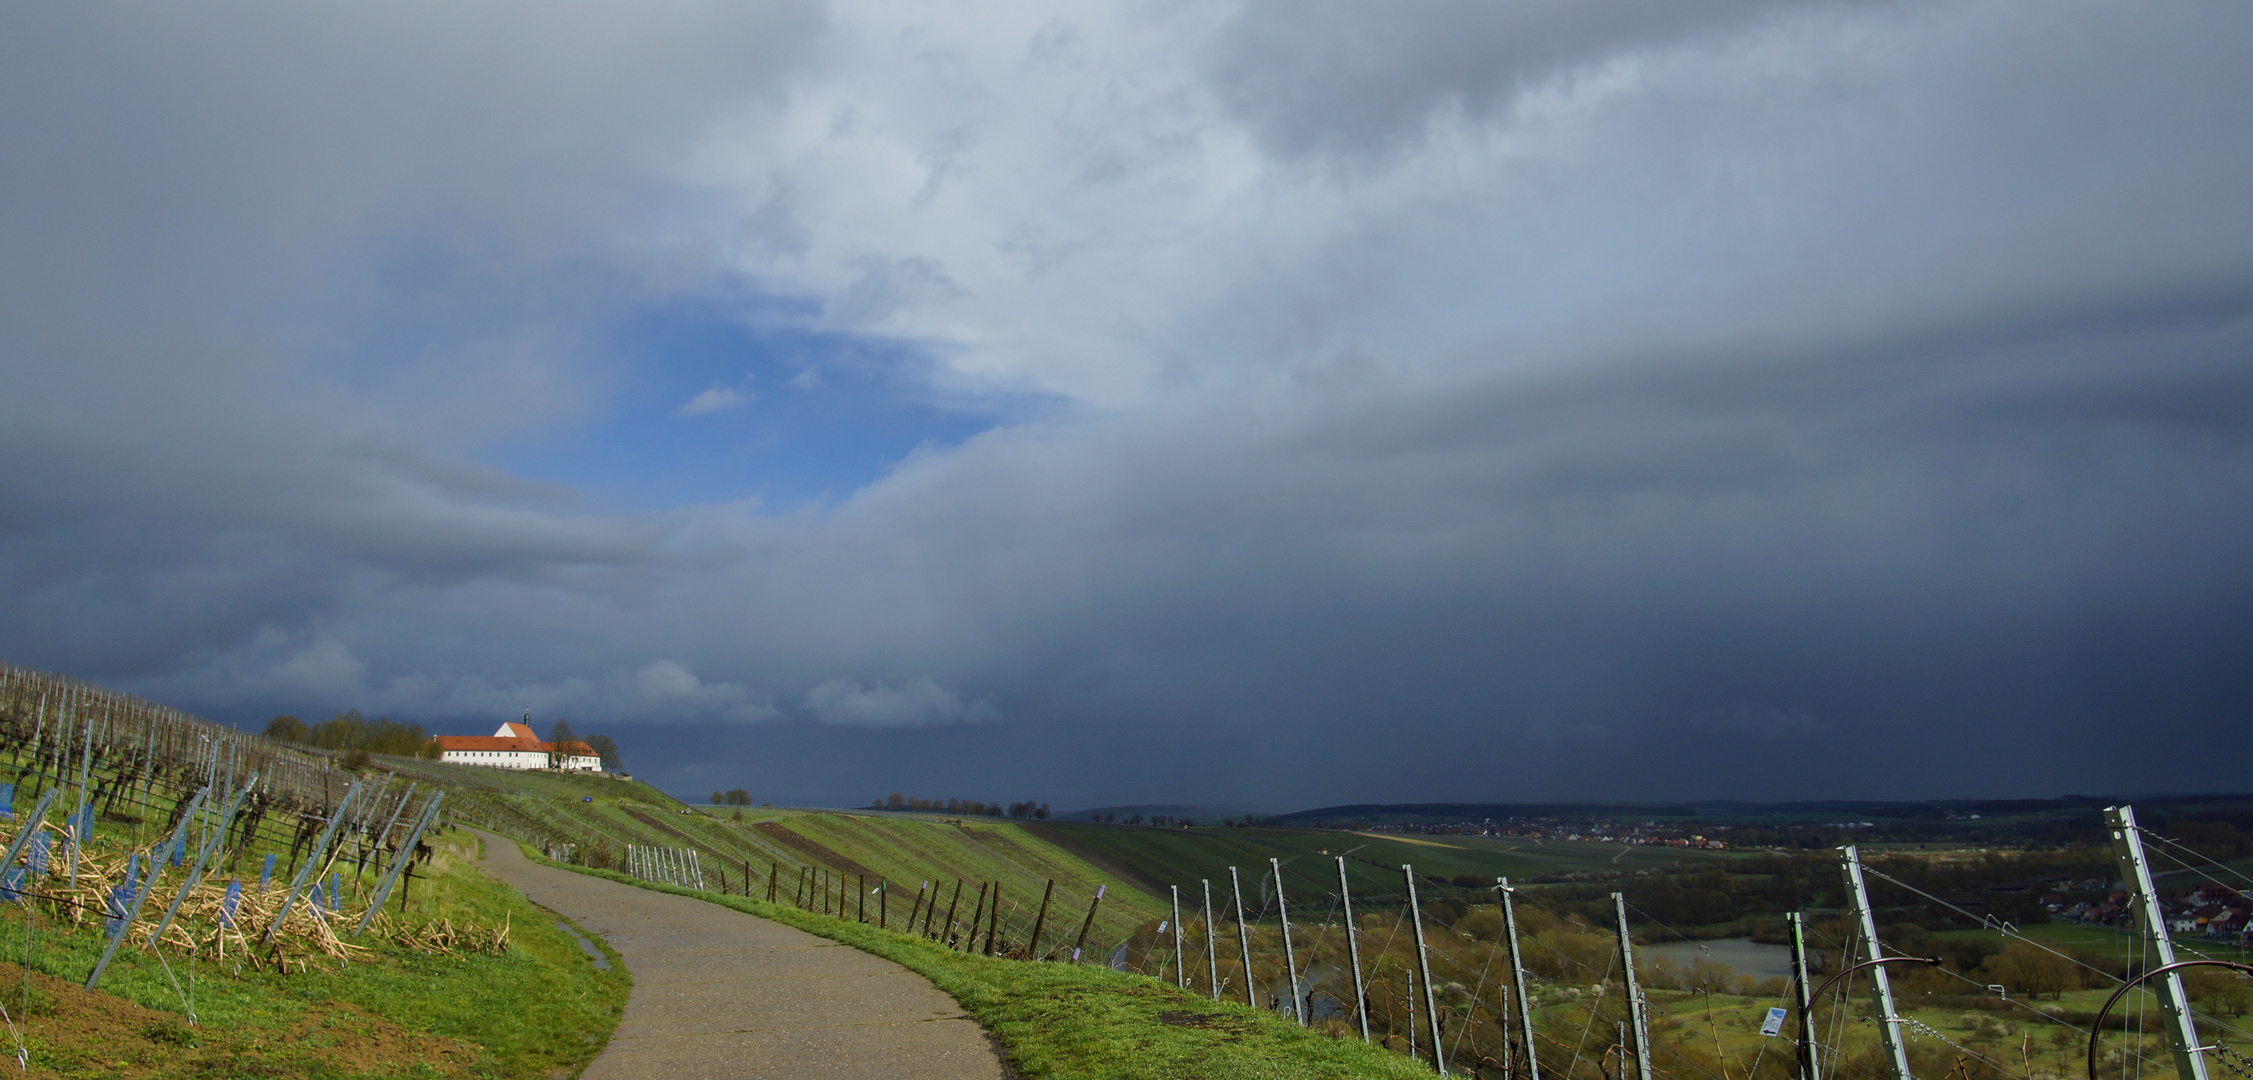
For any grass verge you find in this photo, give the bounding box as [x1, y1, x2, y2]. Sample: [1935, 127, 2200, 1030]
[0, 828, 629, 1079]
[526, 846, 1434, 1080]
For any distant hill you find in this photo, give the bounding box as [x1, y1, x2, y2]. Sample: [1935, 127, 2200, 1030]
[1058, 803, 1284, 823]
[1269, 794, 2253, 845]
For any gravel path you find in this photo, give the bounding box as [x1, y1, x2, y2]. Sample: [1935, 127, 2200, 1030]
[471, 830, 1009, 1080]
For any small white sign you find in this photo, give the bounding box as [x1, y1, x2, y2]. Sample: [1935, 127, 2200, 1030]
[1760, 1008, 1789, 1037]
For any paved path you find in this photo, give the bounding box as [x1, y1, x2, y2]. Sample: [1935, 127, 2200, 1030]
[470, 830, 1009, 1080]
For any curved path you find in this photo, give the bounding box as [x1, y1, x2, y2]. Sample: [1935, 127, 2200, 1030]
[470, 830, 1009, 1080]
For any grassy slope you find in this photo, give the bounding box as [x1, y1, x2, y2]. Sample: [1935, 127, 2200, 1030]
[386, 758, 1183, 951]
[1029, 823, 1738, 906]
[538, 854, 1436, 1080]
[731, 810, 1170, 949]
[1, 827, 629, 1079]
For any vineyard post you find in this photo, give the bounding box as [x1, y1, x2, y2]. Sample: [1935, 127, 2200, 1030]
[1272, 858, 1304, 1024]
[2105, 805, 2211, 1080]
[149, 775, 258, 947]
[1839, 847, 1912, 1080]
[1501, 878, 1540, 1080]
[68, 715, 93, 888]
[262, 780, 362, 948]
[964, 882, 989, 951]
[89, 787, 206, 992]
[1405, 864, 1445, 1076]
[1612, 892, 1652, 1080]
[1788, 912, 1819, 1080]
[985, 882, 999, 956]
[1072, 885, 1105, 962]
[374, 782, 418, 848]
[939, 880, 962, 944]
[1029, 879, 1055, 959]
[1229, 868, 1254, 1006]
[909, 880, 928, 933]
[0, 789, 63, 886]
[1343, 859, 1369, 1043]
[1202, 878, 1220, 1001]
[1170, 885, 1185, 989]
[358, 793, 443, 934]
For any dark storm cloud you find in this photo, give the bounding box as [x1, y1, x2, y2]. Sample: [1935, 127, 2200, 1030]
[1201, 0, 1832, 162]
[1, 0, 2248, 807]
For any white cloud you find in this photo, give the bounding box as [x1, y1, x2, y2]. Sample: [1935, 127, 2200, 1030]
[802, 677, 998, 728]
[678, 385, 754, 416]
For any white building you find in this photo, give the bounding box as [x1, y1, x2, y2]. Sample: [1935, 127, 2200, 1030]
[432, 721, 602, 772]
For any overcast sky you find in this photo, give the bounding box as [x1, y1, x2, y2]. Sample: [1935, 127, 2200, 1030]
[4, 1, 2249, 809]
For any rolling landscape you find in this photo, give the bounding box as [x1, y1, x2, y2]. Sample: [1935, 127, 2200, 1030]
[8, 663, 2253, 1079]
[5, 2, 2249, 1078]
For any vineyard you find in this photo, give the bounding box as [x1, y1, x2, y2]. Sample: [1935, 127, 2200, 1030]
[8, 660, 2253, 1080]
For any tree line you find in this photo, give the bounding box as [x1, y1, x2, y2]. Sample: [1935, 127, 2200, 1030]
[869, 792, 1050, 819]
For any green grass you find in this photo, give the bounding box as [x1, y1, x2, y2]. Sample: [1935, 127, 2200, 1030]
[534, 851, 1437, 1080]
[0, 827, 630, 1078]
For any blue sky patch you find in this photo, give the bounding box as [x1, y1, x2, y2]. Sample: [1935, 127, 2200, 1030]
[493, 300, 1023, 511]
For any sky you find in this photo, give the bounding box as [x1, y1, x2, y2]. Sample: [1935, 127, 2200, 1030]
[3, 1, 2250, 810]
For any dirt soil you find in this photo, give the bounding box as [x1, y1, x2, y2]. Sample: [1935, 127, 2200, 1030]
[2, 964, 477, 1078]
[749, 820, 879, 881]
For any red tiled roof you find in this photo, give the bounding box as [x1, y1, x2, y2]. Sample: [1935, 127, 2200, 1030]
[433, 735, 543, 751]
[431, 734, 598, 756]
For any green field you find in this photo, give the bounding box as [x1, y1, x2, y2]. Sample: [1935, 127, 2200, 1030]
[1029, 822, 1737, 906]
[1936, 919, 2253, 962]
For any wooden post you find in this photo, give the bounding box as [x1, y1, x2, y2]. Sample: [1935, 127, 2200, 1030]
[879, 878, 888, 929]
[1404, 864, 1445, 1076]
[858, 874, 867, 923]
[1028, 879, 1055, 959]
[1272, 857, 1304, 1024]
[1072, 885, 1106, 962]
[1343, 858, 1370, 1043]
[964, 882, 989, 951]
[986, 882, 1000, 956]
[769, 861, 779, 903]
[908, 880, 928, 934]
[935, 879, 960, 939]
[1229, 867, 1255, 1006]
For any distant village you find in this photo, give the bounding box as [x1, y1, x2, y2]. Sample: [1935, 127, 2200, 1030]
[2051, 883, 2251, 940]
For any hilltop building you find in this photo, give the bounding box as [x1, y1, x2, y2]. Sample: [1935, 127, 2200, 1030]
[430, 718, 601, 772]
